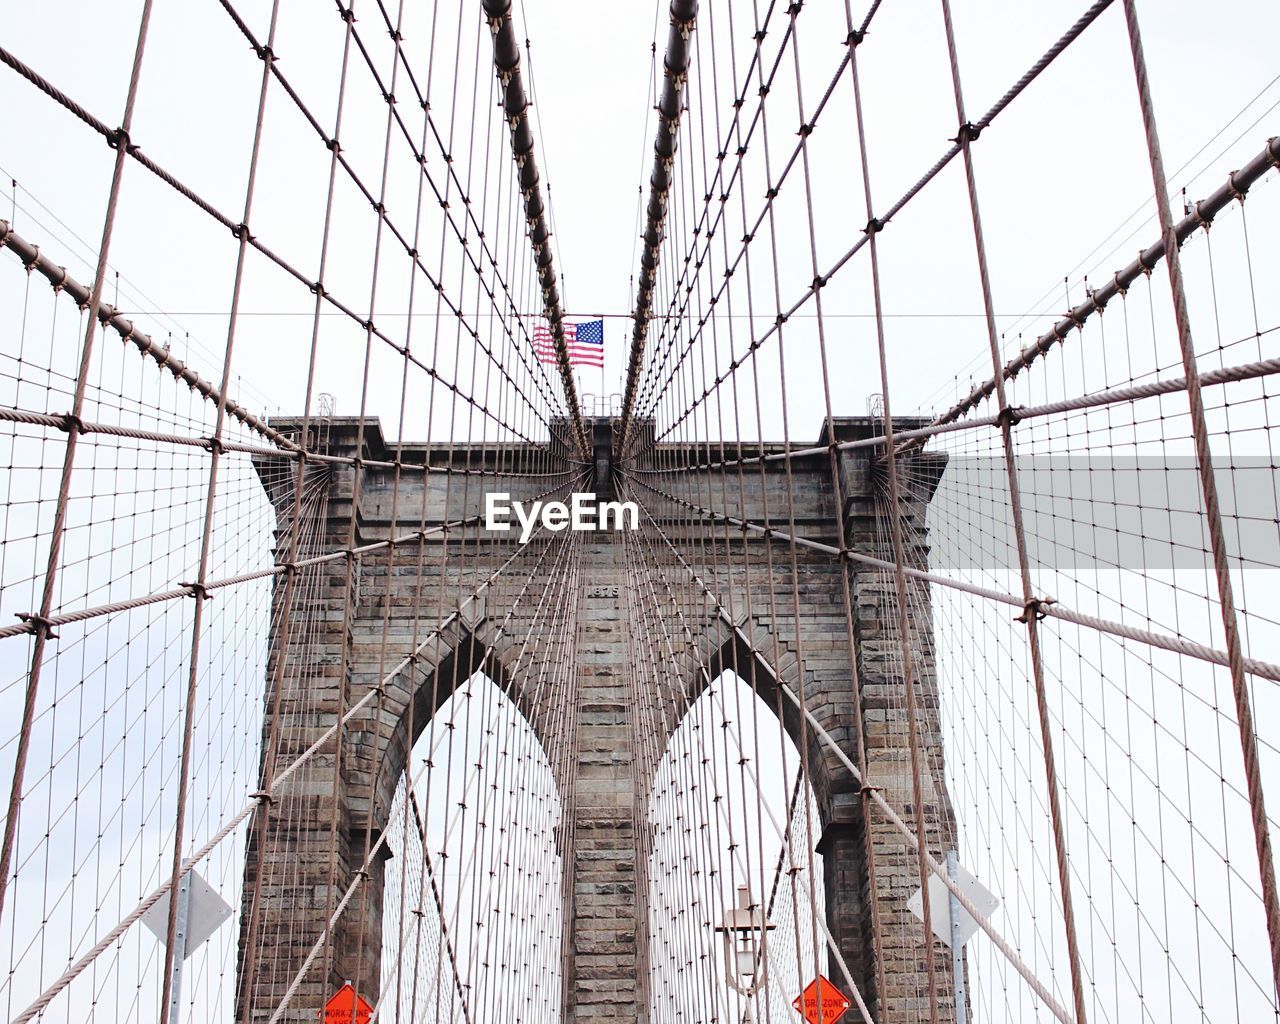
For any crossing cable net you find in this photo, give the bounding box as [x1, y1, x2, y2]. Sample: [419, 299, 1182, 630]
[1, 1, 1279, 1024]
[617, 0, 1280, 1023]
[0, 0, 586, 1021]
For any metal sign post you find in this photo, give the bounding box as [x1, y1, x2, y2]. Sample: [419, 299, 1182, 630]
[946, 850, 968, 1024]
[909, 850, 999, 1024]
[141, 867, 233, 1023]
[166, 872, 192, 1024]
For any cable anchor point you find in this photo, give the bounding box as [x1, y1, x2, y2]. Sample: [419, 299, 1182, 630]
[17, 612, 59, 639]
[1016, 596, 1056, 624]
[181, 581, 212, 601]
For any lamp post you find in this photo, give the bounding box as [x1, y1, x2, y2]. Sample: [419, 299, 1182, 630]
[716, 885, 776, 998]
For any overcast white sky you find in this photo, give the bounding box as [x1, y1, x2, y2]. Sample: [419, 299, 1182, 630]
[2, 3, 1280, 1023]
[1, 0, 1278, 432]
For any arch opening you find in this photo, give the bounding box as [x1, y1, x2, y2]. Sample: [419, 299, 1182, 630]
[379, 669, 564, 1023]
[645, 668, 830, 1022]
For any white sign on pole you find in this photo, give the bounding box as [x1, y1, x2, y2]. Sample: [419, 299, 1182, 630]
[141, 868, 233, 957]
[907, 860, 1000, 949]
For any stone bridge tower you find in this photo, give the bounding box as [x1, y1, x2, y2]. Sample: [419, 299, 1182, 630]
[238, 415, 956, 1024]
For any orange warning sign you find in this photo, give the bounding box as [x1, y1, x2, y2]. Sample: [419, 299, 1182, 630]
[321, 983, 373, 1024]
[793, 975, 852, 1024]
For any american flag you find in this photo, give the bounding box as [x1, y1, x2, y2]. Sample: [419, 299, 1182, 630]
[532, 319, 605, 368]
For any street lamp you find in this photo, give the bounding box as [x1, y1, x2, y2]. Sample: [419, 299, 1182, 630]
[715, 885, 776, 997]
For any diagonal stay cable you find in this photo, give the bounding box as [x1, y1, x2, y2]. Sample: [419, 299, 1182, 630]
[368, 785, 473, 1024]
[621, 0, 896, 451]
[911, 134, 1280, 448]
[633, 0, 1117, 450]
[622, 341, 1280, 477]
[624, 519, 876, 1024]
[0, 219, 290, 447]
[628, 489, 1077, 1024]
[8, 493, 584, 1024]
[263, 522, 580, 1024]
[213, 0, 568, 423]
[0, 474, 577, 642]
[621, 469, 1280, 684]
[0, 44, 550, 450]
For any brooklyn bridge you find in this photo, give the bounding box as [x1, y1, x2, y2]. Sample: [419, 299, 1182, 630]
[0, 1, 1278, 1022]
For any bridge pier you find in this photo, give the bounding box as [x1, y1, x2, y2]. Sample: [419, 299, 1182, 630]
[238, 415, 956, 1023]
[564, 538, 643, 1023]
[832, 417, 957, 1022]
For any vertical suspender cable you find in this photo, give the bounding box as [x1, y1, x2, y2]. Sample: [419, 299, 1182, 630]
[1122, 0, 1280, 1002]
[936, 1, 1092, 1018]
[0, 0, 157, 929]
